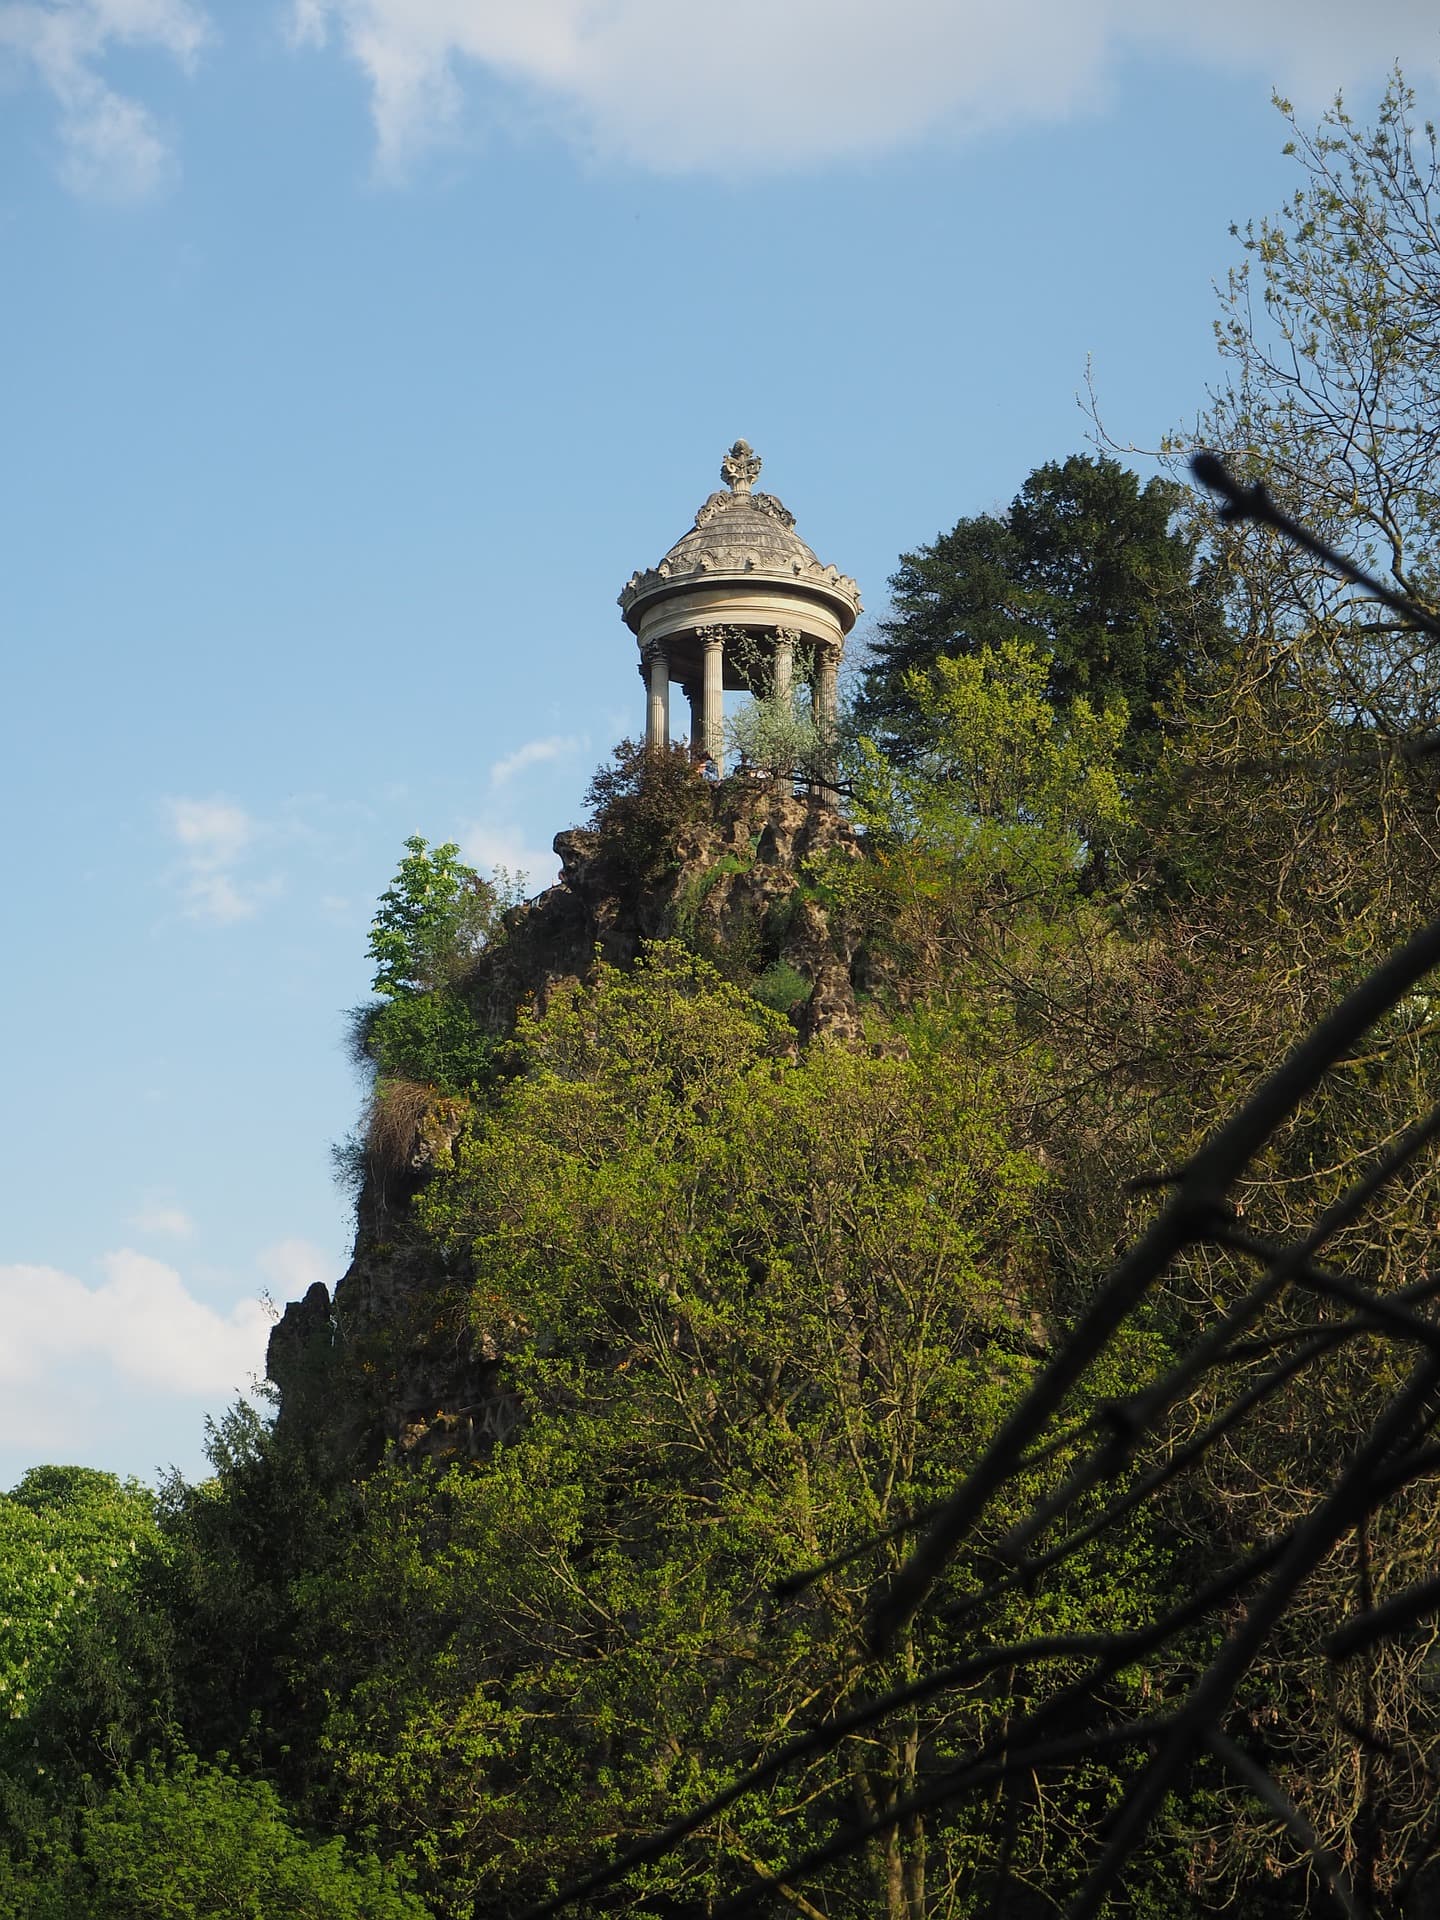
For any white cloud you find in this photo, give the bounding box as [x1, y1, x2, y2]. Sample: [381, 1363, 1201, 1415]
[0, 1251, 269, 1415]
[290, 0, 1440, 179]
[490, 734, 581, 789]
[168, 795, 252, 861]
[163, 795, 273, 925]
[257, 1237, 332, 1298]
[0, 0, 208, 201]
[1125, 2, 1440, 106]
[459, 818, 557, 891]
[0, 1237, 338, 1475]
[130, 1201, 194, 1239]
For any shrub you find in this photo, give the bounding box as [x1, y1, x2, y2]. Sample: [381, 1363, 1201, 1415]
[354, 837, 514, 1096]
[584, 740, 710, 881]
[362, 991, 494, 1096]
[750, 959, 812, 1012]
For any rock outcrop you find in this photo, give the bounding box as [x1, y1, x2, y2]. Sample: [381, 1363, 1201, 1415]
[465, 777, 867, 1036]
[269, 778, 874, 1463]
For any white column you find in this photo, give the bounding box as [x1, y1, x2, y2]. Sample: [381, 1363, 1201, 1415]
[701, 628, 725, 772]
[816, 649, 839, 734]
[773, 629, 794, 712]
[816, 647, 839, 800]
[645, 646, 670, 752]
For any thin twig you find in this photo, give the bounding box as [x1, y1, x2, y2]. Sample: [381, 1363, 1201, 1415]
[1203, 1728, 1362, 1920]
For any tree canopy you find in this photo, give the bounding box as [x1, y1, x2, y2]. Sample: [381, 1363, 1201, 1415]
[0, 1753, 427, 1920]
[302, 946, 1163, 1919]
[0, 1469, 157, 1758]
[857, 453, 1226, 757]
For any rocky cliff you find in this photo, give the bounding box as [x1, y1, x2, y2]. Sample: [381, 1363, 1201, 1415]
[266, 778, 874, 1463]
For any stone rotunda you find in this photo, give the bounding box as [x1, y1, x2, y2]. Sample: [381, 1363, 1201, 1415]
[618, 440, 862, 775]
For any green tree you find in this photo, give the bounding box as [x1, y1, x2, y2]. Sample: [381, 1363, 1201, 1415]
[858, 453, 1224, 757]
[0, 1753, 428, 1920]
[1121, 79, 1440, 1902]
[367, 837, 506, 999]
[1184, 72, 1440, 733]
[8, 1399, 362, 1832]
[854, 641, 1128, 878]
[360, 837, 511, 1094]
[0, 1469, 158, 1752]
[835, 639, 1130, 1009]
[295, 946, 1165, 1919]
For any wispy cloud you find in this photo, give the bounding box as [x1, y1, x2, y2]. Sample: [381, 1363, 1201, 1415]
[257, 1237, 332, 1299]
[0, 0, 209, 200]
[290, 0, 1440, 180]
[490, 734, 581, 789]
[459, 819, 556, 893]
[163, 795, 273, 925]
[130, 1201, 194, 1239]
[169, 795, 251, 861]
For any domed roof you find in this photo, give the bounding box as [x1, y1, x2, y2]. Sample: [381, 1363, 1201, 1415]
[619, 441, 862, 634]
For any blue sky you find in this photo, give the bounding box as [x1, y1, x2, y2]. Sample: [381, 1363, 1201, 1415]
[2, 1, 1437, 1486]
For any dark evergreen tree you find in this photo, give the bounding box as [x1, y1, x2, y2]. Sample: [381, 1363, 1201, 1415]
[857, 453, 1226, 755]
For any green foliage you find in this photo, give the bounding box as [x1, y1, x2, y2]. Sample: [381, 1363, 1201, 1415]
[749, 958, 811, 1012]
[0, 1469, 158, 1746]
[1140, 122, 1440, 1884]
[368, 837, 507, 999]
[0, 1753, 429, 1920]
[136, 1405, 342, 1772]
[852, 629, 1136, 898]
[15, 1402, 350, 1817]
[292, 946, 1166, 1917]
[360, 836, 512, 1093]
[363, 991, 494, 1096]
[858, 452, 1225, 758]
[584, 738, 711, 881]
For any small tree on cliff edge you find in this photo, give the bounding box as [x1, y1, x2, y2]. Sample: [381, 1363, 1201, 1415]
[359, 836, 514, 1096]
[367, 836, 507, 999]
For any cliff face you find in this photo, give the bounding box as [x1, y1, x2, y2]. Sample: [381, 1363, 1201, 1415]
[266, 780, 872, 1463]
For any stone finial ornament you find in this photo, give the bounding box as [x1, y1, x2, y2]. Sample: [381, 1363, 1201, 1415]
[721, 439, 763, 495]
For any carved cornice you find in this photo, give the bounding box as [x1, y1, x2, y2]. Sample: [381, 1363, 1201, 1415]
[619, 552, 861, 616]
